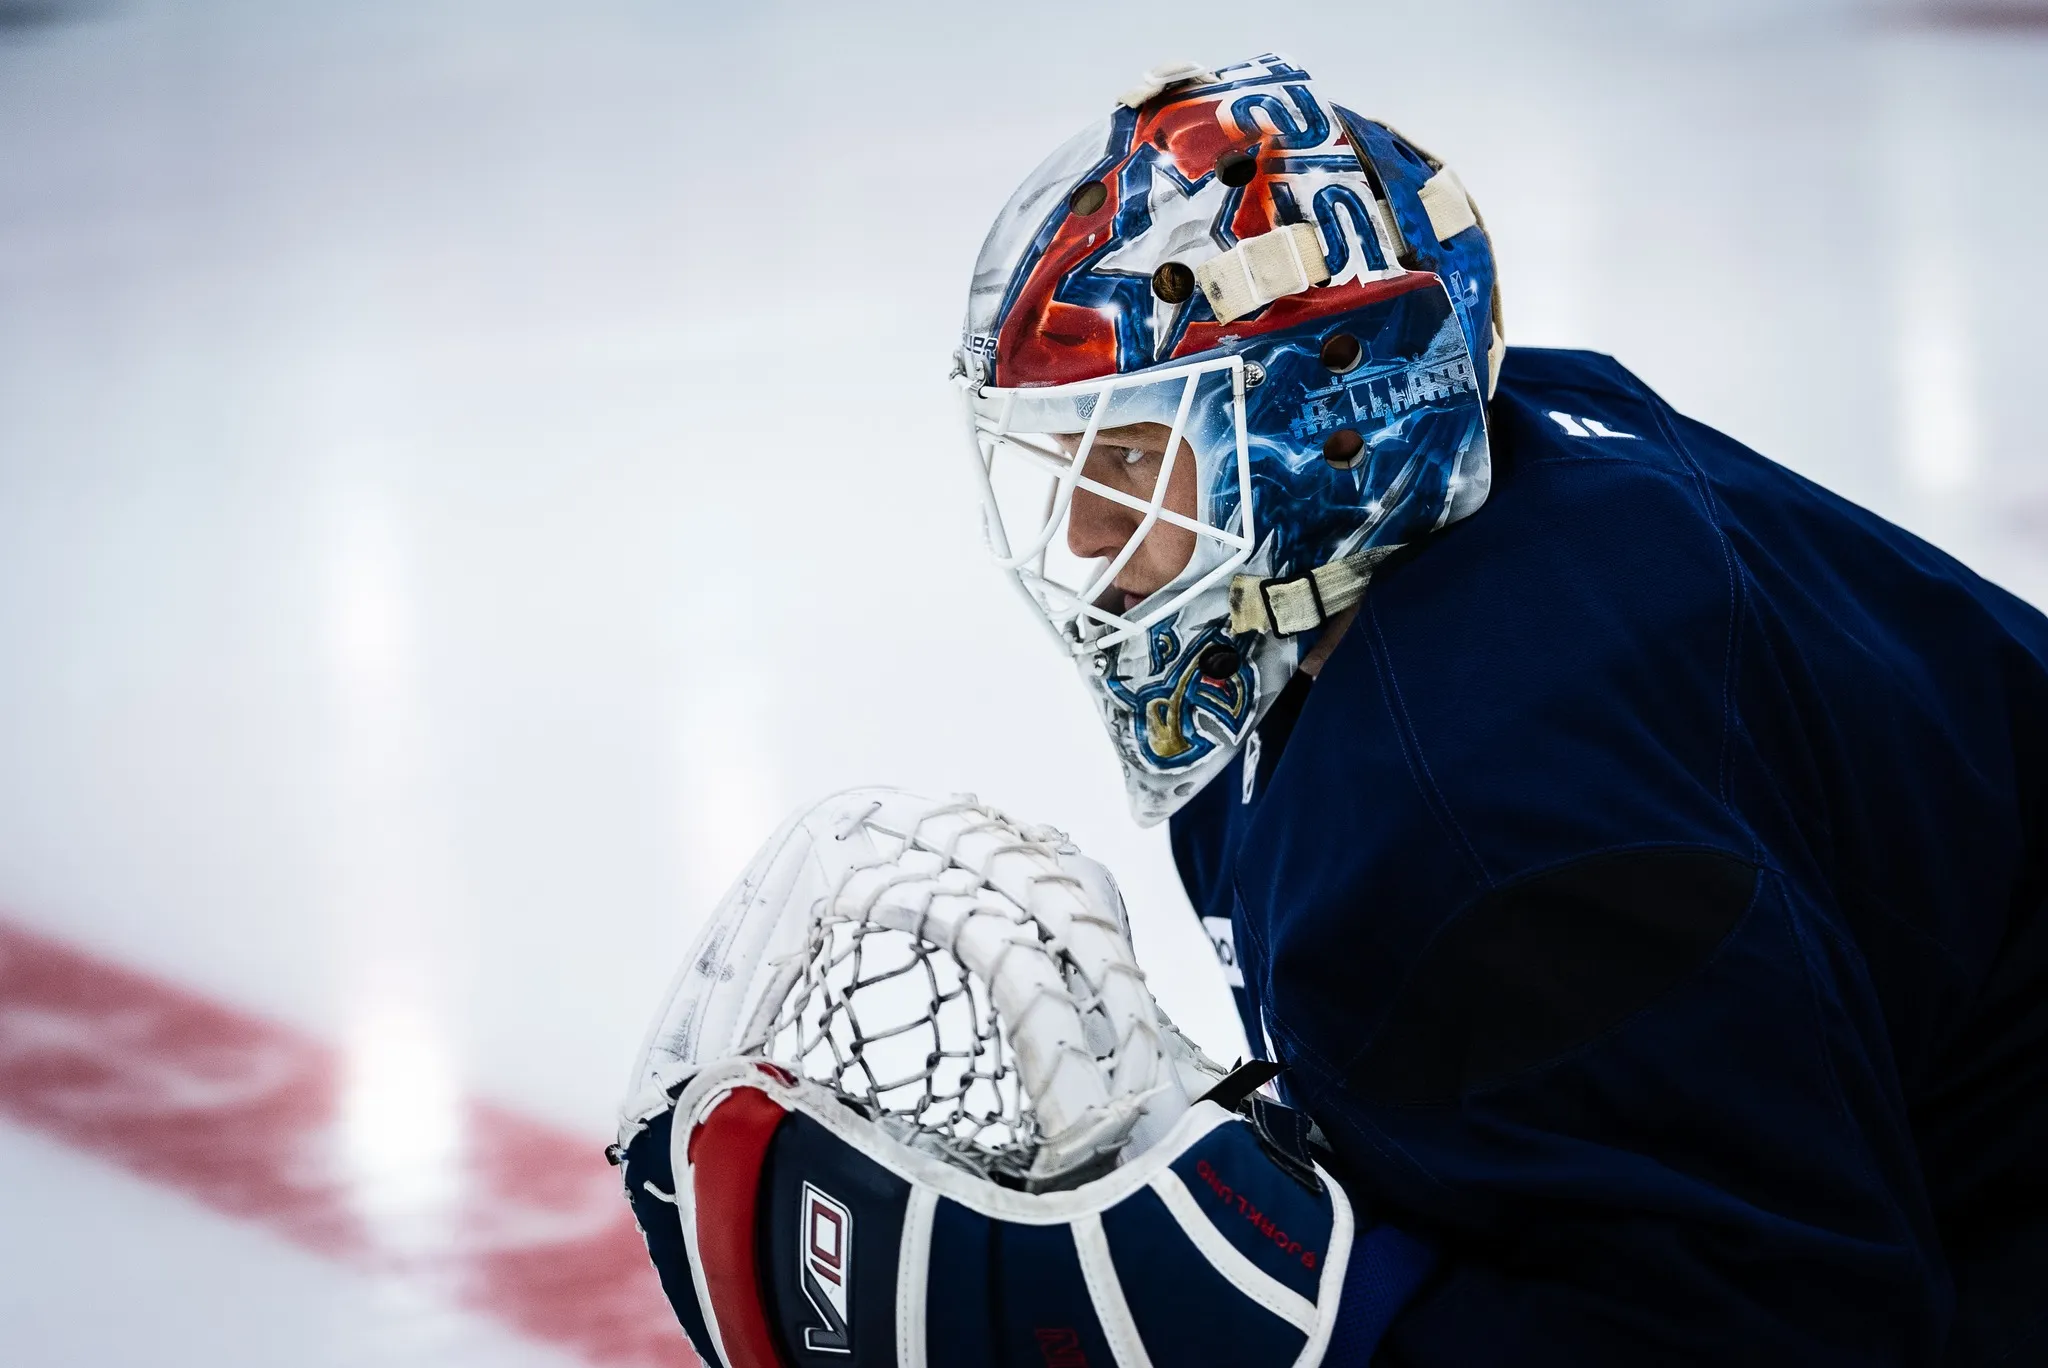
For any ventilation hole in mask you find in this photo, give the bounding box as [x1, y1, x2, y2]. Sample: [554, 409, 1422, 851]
[1152, 262, 1195, 303]
[1320, 333, 1363, 373]
[1216, 148, 1259, 188]
[1323, 429, 1366, 469]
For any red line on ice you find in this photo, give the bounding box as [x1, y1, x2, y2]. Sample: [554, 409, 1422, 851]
[0, 918, 696, 1368]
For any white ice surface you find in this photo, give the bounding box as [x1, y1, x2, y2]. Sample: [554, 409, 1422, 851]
[0, 1, 2044, 1363]
[0, 1120, 585, 1368]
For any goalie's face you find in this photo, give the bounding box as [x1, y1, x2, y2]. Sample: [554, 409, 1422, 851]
[963, 355, 1252, 657]
[1060, 422, 1199, 611]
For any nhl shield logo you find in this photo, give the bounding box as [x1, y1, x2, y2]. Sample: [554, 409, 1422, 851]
[799, 1183, 852, 1354]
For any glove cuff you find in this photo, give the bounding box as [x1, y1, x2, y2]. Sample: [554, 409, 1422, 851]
[624, 1058, 1400, 1367]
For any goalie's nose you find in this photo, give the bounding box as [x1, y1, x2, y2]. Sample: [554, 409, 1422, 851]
[1066, 481, 1141, 566]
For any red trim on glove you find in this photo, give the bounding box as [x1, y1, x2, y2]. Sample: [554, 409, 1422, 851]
[687, 1083, 790, 1368]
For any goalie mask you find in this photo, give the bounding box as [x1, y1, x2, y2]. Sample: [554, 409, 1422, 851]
[954, 54, 1504, 824]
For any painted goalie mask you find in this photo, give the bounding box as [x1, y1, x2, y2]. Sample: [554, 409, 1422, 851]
[953, 54, 1506, 824]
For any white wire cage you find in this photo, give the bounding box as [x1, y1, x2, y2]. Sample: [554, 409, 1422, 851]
[959, 353, 1261, 658]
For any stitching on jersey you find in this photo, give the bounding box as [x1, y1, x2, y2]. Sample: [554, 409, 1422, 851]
[1365, 599, 1493, 888]
[1770, 869, 1892, 1201]
[1227, 881, 1277, 1061]
[1624, 373, 1749, 829]
[1258, 1009, 1458, 1198]
[1300, 1076, 1466, 1205]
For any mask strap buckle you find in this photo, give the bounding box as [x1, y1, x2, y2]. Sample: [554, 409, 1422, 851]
[1229, 544, 1406, 638]
[1257, 571, 1328, 638]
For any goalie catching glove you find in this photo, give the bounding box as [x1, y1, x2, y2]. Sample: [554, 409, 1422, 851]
[614, 789, 1434, 1366]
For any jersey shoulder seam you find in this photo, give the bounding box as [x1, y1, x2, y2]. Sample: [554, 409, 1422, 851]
[1360, 596, 1495, 889]
[1612, 373, 1752, 830]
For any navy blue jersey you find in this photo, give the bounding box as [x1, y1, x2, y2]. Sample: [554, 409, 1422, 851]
[1169, 347, 2048, 1365]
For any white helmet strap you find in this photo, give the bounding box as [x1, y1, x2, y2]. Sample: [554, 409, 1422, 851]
[1228, 543, 1405, 637]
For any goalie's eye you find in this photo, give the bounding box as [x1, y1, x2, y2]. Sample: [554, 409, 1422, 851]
[1120, 446, 1146, 466]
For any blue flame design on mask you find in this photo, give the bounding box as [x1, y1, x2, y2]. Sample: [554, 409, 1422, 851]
[1088, 282, 1485, 784]
[1214, 282, 1484, 585]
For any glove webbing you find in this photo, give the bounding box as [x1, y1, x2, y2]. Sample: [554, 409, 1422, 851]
[1228, 543, 1404, 637]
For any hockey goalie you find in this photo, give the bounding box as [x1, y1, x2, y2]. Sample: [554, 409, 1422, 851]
[616, 57, 2048, 1366]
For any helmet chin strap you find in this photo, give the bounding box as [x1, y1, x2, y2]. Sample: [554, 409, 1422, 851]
[1228, 543, 1405, 637]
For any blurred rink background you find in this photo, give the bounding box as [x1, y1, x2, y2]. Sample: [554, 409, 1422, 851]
[0, 0, 2043, 1362]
